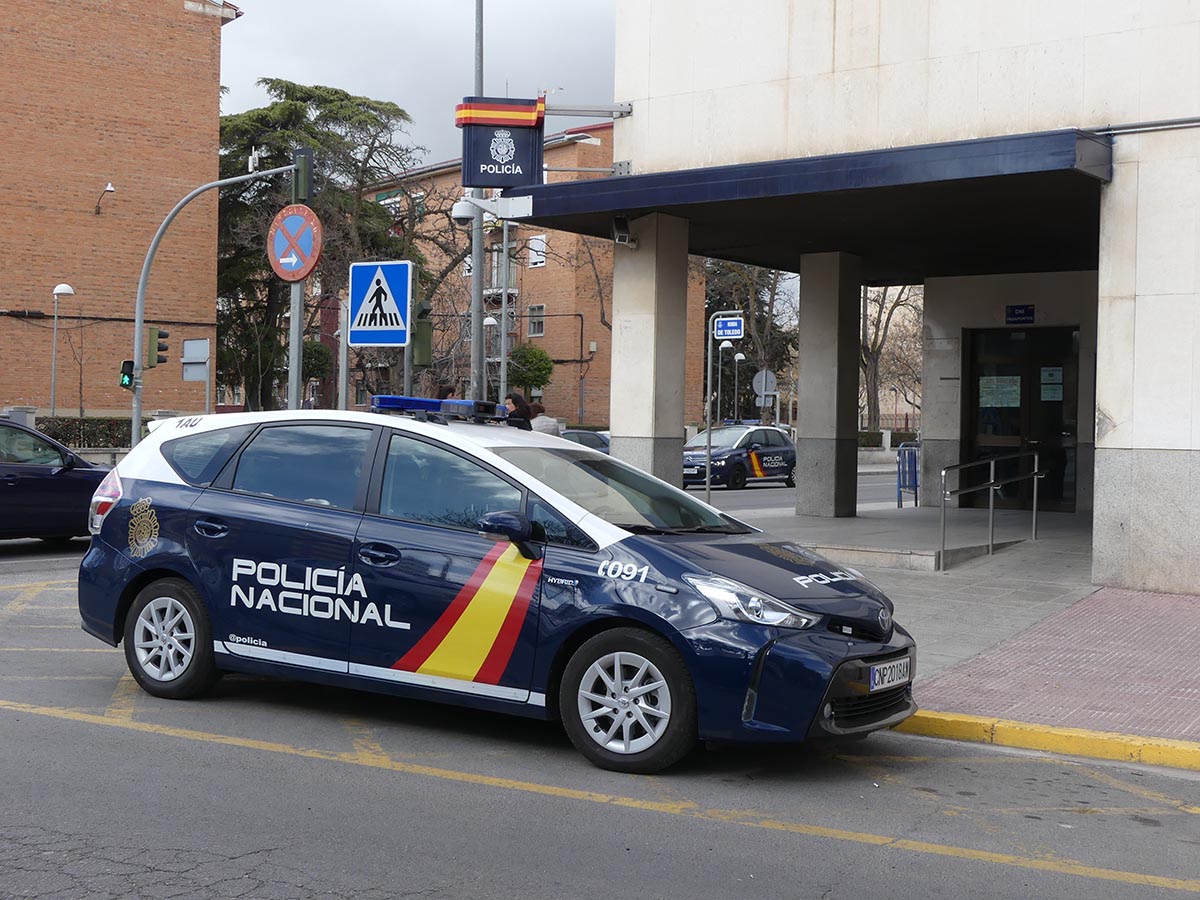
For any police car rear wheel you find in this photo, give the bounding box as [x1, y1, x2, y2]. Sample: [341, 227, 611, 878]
[561, 628, 696, 774]
[123, 579, 217, 700]
[785, 467, 796, 488]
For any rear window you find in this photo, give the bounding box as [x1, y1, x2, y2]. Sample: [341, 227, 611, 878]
[161, 425, 254, 486]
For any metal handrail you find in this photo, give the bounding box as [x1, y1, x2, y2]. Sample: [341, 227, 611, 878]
[939, 451, 1046, 571]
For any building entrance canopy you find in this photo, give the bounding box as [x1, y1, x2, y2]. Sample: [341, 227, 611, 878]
[508, 130, 1112, 284]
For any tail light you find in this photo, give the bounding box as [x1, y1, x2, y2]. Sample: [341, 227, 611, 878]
[89, 469, 123, 535]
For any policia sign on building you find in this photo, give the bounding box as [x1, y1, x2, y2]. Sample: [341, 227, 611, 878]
[456, 96, 545, 188]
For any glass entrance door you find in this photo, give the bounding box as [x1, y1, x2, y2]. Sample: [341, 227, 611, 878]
[962, 327, 1079, 513]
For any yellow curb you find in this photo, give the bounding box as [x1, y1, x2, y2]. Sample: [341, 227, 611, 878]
[896, 710, 1200, 772]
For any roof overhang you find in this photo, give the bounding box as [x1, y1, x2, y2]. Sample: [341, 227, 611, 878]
[506, 129, 1112, 284]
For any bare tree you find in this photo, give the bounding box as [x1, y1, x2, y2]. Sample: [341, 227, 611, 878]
[859, 285, 921, 431]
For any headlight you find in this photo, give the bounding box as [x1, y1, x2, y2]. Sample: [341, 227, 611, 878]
[711, 458, 727, 467]
[682, 574, 818, 629]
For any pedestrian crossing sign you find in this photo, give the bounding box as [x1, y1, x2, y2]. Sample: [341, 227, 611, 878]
[348, 260, 414, 347]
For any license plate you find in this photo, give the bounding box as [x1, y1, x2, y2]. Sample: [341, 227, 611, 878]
[683, 467, 700, 475]
[869, 656, 911, 692]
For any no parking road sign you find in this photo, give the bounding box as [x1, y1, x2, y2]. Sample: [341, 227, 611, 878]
[348, 260, 413, 347]
[267, 204, 323, 282]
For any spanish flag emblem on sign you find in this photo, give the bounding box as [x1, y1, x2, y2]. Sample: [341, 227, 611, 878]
[455, 95, 546, 128]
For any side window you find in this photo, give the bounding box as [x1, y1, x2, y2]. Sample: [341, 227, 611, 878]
[750, 430, 769, 447]
[231, 424, 373, 510]
[527, 496, 596, 551]
[161, 425, 255, 486]
[766, 430, 787, 448]
[379, 432, 522, 530]
[0, 426, 64, 466]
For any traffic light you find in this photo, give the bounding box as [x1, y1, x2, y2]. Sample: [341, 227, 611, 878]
[119, 359, 134, 390]
[145, 327, 169, 368]
[293, 148, 313, 203]
[410, 299, 432, 368]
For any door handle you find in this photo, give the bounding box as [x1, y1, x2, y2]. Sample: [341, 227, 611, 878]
[193, 518, 229, 539]
[1, 474, 17, 485]
[358, 543, 401, 567]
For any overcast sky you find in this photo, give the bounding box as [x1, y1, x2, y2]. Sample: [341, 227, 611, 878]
[219, 0, 616, 165]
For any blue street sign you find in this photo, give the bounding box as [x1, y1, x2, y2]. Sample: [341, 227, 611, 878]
[713, 316, 745, 340]
[1006, 304, 1035, 325]
[348, 260, 414, 347]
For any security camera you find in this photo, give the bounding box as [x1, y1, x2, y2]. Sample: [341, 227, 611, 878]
[451, 199, 476, 226]
[611, 216, 638, 249]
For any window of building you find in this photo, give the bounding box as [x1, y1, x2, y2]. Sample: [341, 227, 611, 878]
[528, 304, 545, 338]
[379, 432, 522, 530]
[355, 384, 368, 406]
[488, 246, 518, 291]
[462, 254, 472, 278]
[231, 424, 374, 511]
[216, 386, 227, 406]
[527, 234, 547, 268]
[231, 385, 242, 405]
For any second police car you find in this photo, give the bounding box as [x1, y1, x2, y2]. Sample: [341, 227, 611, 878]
[683, 425, 796, 489]
[78, 401, 915, 773]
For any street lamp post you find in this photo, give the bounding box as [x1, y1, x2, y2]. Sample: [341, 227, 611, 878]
[733, 352, 746, 423]
[717, 340, 732, 425]
[50, 283, 75, 417]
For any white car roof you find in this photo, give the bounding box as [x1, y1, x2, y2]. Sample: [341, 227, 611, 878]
[121, 410, 728, 550]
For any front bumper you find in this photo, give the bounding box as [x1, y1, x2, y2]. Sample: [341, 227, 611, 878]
[682, 462, 728, 485]
[680, 620, 916, 743]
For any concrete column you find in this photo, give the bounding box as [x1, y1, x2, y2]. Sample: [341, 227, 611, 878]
[1093, 130, 1200, 594]
[795, 252, 861, 516]
[608, 213, 689, 483]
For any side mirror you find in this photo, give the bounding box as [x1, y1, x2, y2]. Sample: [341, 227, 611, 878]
[750, 442, 763, 450]
[52, 455, 77, 475]
[477, 511, 542, 560]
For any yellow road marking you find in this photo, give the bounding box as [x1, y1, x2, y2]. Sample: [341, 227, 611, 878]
[0, 697, 1197, 892]
[104, 674, 139, 721]
[0, 675, 113, 681]
[1076, 765, 1200, 815]
[0, 648, 117, 653]
[0, 579, 76, 592]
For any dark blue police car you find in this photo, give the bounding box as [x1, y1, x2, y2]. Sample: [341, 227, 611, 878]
[683, 425, 796, 489]
[78, 403, 914, 773]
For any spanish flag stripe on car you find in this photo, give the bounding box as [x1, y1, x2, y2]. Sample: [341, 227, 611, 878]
[749, 451, 766, 478]
[474, 557, 544, 685]
[393, 542, 507, 672]
[394, 543, 541, 684]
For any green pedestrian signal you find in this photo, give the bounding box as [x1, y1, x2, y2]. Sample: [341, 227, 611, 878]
[145, 327, 170, 368]
[119, 359, 134, 390]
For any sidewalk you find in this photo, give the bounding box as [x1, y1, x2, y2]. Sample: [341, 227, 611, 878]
[736, 500, 1200, 770]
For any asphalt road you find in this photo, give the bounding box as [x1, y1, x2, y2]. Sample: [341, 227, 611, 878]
[701, 471, 900, 516]
[2, 541, 1199, 899]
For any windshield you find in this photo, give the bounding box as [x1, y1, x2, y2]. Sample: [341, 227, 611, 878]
[684, 427, 745, 450]
[494, 446, 751, 535]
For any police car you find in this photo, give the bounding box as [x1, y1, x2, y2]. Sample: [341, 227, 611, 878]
[78, 401, 915, 773]
[683, 425, 796, 489]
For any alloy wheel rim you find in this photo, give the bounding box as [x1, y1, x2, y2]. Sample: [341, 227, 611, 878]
[577, 651, 671, 754]
[133, 596, 195, 682]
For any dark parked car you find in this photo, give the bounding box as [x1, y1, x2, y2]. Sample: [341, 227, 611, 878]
[0, 419, 108, 542]
[561, 429, 610, 454]
[683, 425, 796, 489]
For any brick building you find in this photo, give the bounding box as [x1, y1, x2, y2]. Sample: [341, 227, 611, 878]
[363, 124, 705, 428]
[1, 0, 237, 421]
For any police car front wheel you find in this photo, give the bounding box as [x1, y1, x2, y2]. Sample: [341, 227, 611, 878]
[561, 628, 696, 774]
[123, 579, 218, 700]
